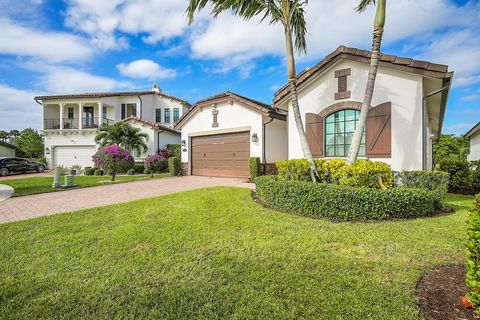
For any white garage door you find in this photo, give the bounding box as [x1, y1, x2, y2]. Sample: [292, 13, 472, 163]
[53, 146, 96, 168]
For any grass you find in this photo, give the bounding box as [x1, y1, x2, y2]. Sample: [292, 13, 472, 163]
[0, 173, 171, 197]
[0, 188, 474, 319]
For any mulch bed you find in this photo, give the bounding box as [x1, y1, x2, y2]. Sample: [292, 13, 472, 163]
[417, 265, 477, 320]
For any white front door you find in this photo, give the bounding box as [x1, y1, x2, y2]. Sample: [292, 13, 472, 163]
[53, 146, 96, 168]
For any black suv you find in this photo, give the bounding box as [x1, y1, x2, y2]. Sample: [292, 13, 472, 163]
[0, 157, 46, 176]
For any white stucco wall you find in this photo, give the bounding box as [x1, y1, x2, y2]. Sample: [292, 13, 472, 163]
[469, 132, 480, 162]
[280, 60, 424, 171]
[264, 117, 288, 162]
[179, 101, 264, 163]
[158, 130, 181, 149]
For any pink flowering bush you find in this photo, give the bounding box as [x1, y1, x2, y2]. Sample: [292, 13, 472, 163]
[92, 145, 134, 181]
[144, 152, 169, 173]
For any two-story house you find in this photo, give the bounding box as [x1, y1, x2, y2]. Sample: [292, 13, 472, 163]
[35, 84, 190, 169]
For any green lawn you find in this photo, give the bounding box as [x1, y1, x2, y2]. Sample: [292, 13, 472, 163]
[0, 188, 473, 319]
[1, 173, 170, 197]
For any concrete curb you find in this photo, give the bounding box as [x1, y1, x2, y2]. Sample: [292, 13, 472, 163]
[0, 184, 14, 203]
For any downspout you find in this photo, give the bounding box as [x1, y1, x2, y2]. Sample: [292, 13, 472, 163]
[263, 115, 274, 165]
[157, 130, 164, 153]
[422, 82, 449, 170]
[137, 95, 143, 119]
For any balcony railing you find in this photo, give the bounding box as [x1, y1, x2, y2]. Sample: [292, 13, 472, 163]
[44, 119, 60, 130]
[63, 118, 79, 129]
[82, 117, 99, 129]
[44, 118, 116, 130]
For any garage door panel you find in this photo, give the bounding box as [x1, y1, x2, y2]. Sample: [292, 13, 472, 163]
[191, 131, 250, 178]
[53, 146, 96, 168]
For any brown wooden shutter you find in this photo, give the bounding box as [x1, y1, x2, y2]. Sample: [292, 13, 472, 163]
[338, 76, 347, 92]
[366, 102, 391, 157]
[306, 113, 324, 157]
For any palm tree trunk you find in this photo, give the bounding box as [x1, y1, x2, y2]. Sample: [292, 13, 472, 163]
[347, 0, 386, 164]
[284, 24, 319, 182]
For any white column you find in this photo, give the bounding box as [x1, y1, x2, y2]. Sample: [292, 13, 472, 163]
[59, 103, 64, 129]
[79, 103, 83, 129]
[98, 101, 103, 125]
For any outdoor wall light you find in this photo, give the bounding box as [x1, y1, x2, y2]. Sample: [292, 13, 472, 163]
[181, 139, 186, 147]
[251, 133, 258, 143]
[45, 148, 50, 155]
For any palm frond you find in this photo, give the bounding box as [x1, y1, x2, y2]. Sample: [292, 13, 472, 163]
[356, 0, 376, 13]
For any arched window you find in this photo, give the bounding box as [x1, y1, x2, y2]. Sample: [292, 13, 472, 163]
[325, 109, 365, 157]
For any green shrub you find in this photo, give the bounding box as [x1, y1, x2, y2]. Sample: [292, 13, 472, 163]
[275, 159, 391, 188]
[94, 169, 103, 176]
[127, 168, 135, 176]
[166, 144, 181, 159]
[134, 163, 145, 174]
[471, 171, 480, 194]
[144, 154, 168, 173]
[84, 167, 96, 176]
[255, 176, 437, 221]
[438, 158, 471, 190]
[339, 160, 393, 189]
[396, 170, 449, 207]
[249, 157, 262, 181]
[143, 168, 151, 175]
[466, 194, 480, 311]
[276, 159, 310, 181]
[168, 157, 182, 176]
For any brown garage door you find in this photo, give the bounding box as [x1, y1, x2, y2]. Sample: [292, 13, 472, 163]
[191, 131, 250, 178]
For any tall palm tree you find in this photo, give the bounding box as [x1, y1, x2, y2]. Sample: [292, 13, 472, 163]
[347, 0, 386, 164]
[95, 122, 149, 155]
[186, 0, 319, 182]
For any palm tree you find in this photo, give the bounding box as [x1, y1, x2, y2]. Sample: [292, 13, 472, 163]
[95, 122, 149, 155]
[0, 130, 9, 142]
[186, 0, 319, 182]
[346, 0, 386, 164]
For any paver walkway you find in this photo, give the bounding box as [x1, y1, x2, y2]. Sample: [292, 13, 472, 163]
[0, 176, 254, 224]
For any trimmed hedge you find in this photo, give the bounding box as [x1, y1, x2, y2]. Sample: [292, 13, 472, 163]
[134, 163, 145, 174]
[168, 157, 182, 176]
[466, 194, 480, 311]
[249, 157, 262, 181]
[84, 167, 96, 176]
[396, 170, 449, 207]
[275, 159, 393, 189]
[255, 176, 437, 221]
[94, 169, 104, 176]
[127, 168, 135, 176]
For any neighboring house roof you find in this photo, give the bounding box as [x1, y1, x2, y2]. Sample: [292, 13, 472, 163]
[34, 91, 191, 106]
[273, 45, 454, 106]
[175, 91, 286, 129]
[465, 122, 480, 139]
[122, 116, 180, 135]
[0, 141, 16, 149]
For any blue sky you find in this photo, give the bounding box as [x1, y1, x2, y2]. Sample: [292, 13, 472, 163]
[0, 0, 479, 135]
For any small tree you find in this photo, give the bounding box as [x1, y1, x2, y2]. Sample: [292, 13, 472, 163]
[144, 153, 169, 174]
[16, 128, 44, 160]
[92, 145, 134, 181]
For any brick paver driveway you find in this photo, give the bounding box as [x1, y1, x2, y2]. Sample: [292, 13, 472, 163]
[0, 176, 254, 224]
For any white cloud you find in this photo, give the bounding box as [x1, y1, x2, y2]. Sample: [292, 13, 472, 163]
[461, 94, 479, 102]
[37, 65, 128, 93]
[0, 84, 42, 130]
[0, 18, 93, 63]
[117, 59, 176, 80]
[64, 0, 200, 49]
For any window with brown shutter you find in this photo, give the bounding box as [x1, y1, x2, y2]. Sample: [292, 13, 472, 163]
[338, 76, 347, 92]
[366, 102, 391, 157]
[305, 113, 324, 157]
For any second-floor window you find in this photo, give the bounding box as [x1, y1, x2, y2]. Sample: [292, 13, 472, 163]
[102, 106, 107, 120]
[173, 108, 179, 123]
[164, 108, 171, 123]
[68, 107, 74, 119]
[155, 109, 161, 122]
[121, 103, 137, 119]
